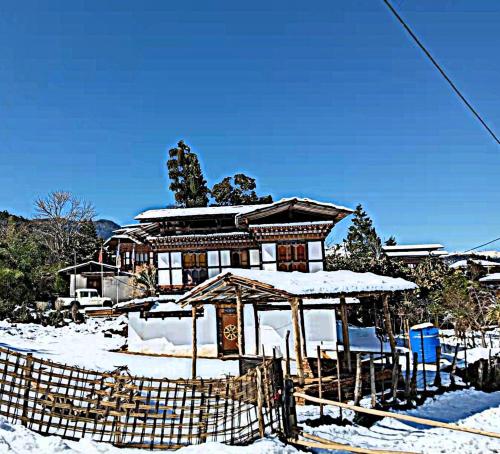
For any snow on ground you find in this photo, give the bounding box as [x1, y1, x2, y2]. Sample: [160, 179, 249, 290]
[299, 389, 500, 453]
[0, 318, 239, 379]
[0, 417, 298, 454]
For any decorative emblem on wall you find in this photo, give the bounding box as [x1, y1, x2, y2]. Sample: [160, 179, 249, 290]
[223, 324, 238, 341]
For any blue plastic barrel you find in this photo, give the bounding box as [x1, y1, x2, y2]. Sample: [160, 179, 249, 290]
[409, 323, 440, 364]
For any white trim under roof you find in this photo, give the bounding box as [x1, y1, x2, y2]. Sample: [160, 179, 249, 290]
[383, 244, 444, 251]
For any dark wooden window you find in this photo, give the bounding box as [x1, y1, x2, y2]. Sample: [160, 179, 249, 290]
[277, 242, 307, 272]
[182, 252, 208, 286]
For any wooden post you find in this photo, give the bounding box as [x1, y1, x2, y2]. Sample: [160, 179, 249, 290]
[450, 344, 459, 387]
[316, 346, 324, 418]
[21, 353, 34, 427]
[253, 303, 260, 356]
[335, 341, 343, 419]
[369, 354, 376, 408]
[191, 306, 198, 379]
[299, 298, 308, 359]
[354, 353, 362, 406]
[404, 352, 411, 401]
[290, 297, 305, 382]
[382, 294, 396, 358]
[285, 330, 291, 377]
[410, 352, 418, 399]
[391, 351, 399, 401]
[256, 368, 265, 438]
[339, 297, 351, 373]
[433, 346, 442, 388]
[235, 286, 245, 357]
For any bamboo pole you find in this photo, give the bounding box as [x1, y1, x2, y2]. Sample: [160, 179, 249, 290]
[256, 368, 265, 438]
[391, 352, 399, 401]
[191, 306, 197, 379]
[290, 297, 304, 382]
[299, 298, 307, 359]
[298, 432, 413, 454]
[235, 286, 245, 357]
[294, 393, 500, 440]
[317, 346, 323, 418]
[382, 294, 396, 358]
[339, 297, 351, 373]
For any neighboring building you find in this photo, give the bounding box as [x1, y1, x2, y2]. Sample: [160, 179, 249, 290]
[58, 261, 134, 303]
[382, 244, 448, 267]
[479, 273, 500, 298]
[105, 198, 354, 293]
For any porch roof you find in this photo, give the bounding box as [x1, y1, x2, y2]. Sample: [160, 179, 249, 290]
[178, 269, 417, 306]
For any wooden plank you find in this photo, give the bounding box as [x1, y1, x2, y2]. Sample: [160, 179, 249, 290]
[236, 286, 245, 356]
[290, 297, 304, 382]
[294, 393, 500, 440]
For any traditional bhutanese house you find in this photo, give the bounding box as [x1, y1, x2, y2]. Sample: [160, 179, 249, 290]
[479, 273, 500, 298]
[382, 244, 448, 267]
[177, 269, 417, 379]
[105, 198, 354, 291]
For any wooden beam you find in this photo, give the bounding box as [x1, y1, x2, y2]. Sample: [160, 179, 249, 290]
[235, 285, 245, 356]
[294, 392, 500, 441]
[191, 306, 197, 379]
[253, 303, 260, 355]
[382, 294, 397, 357]
[340, 296, 351, 373]
[290, 297, 305, 383]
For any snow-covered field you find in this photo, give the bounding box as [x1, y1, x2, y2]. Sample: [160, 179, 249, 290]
[0, 318, 499, 453]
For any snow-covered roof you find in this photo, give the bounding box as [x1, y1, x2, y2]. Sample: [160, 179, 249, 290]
[384, 250, 448, 258]
[479, 273, 500, 283]
[383, 244, 444, 251]
[135, 197, 353, 221]
[179, 269, 417, 305]
[450, 259, 500, 269]
[58, 261, 119, 273]
[114, 294, 185, 311]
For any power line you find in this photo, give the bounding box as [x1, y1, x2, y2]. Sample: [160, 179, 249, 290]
[464, 236, 500, 253]
[382, 0, 500, 146]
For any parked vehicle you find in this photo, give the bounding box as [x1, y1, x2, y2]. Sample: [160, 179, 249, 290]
[55, 289, 113, 314]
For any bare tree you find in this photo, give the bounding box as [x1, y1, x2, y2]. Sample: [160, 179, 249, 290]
[34, 191, 96, 264]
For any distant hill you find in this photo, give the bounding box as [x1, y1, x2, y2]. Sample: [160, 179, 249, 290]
[94, 219, 120, 240]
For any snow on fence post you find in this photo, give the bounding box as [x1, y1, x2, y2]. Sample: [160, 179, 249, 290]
[21, 353, 34, 427]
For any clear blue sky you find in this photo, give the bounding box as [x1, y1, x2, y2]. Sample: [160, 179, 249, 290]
[0, 0, 498, 251]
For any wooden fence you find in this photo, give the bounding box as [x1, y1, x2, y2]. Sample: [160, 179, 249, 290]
[0, 347, 284, 450]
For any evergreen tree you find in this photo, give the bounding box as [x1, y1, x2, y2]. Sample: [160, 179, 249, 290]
[167, 140, 209, 208]
[211, 173, 272, 206]
[385, 236, 397, 246]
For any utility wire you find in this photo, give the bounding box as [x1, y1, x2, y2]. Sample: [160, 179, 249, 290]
[464, 236, 500, 253]
[382, 0, 500, 146]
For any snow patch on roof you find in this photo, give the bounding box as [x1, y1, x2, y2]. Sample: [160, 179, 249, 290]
[479, 273, 500, 282]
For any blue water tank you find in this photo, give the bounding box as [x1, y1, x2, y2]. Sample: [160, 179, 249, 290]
[409, 323, 440, 364]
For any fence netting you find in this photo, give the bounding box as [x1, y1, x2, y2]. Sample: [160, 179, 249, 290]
[0, 347, 284, 450]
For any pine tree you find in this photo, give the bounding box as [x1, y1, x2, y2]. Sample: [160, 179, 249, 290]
[385, 236, 397, 246]
[211, 173, 272, 206]
[167, 140, 209, 208]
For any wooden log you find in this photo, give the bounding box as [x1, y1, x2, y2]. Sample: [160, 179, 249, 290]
[294, 393, 500, 440]
[369, 354, 376, 408]
[317, 346, 323, 417]
[404, 352, 411, 402]
[191, 306, 197, 379]
[235, 286, 245, 356]
[21, 353, 34, 427]
[354, 353, 362, 406]
[382, 295, 396, 357]
[339, 297, 351, 373]
[420, 331, 427, 392]
[450, 344, 459, 387]
[290, 298, 304, 383]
